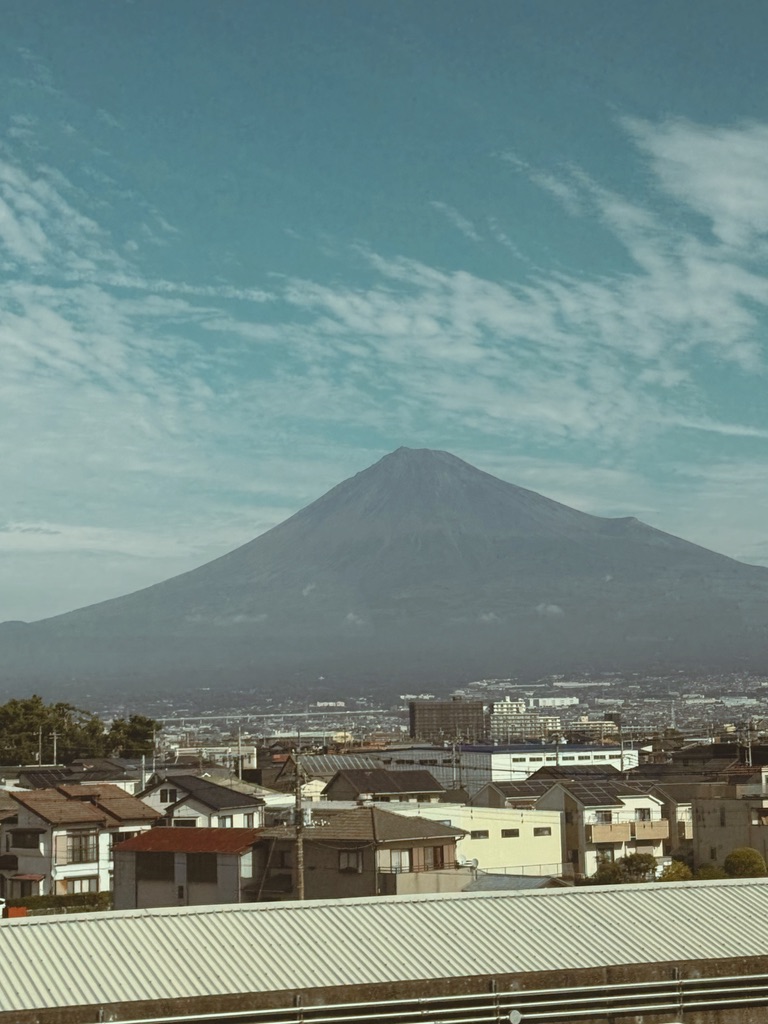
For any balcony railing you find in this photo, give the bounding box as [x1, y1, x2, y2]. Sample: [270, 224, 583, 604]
[631, 820, 669, 840]
[586, 822, 631, 843]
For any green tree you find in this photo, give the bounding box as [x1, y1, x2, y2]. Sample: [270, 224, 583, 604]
[591, 860, 627, 885]
[591, 852, 658, 885]
[696, 863, 727, 880]
[0, 696, 107, 764]
[658, 860, 693, 882]
[106, 714, 160, 758]
[723, 847, 767, 878]
[620, 852, 658, 882]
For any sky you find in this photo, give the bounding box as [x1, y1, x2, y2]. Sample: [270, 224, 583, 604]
[2, 0, 768, 623]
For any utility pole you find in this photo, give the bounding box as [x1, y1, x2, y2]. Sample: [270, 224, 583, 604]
[37, 726, 42, 766]
[294, 743, 305, 900]
[52, 729, 58, 766]
[237, 726, 243, 780]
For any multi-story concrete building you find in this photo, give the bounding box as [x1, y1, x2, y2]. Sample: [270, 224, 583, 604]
[408, 698, 486, 743]
[381, 744, 638, 795]
[379, 801, 565, 877]
[489, 699, 561, 741]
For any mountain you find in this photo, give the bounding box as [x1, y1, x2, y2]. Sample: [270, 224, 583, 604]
[2, 447, 768, 697]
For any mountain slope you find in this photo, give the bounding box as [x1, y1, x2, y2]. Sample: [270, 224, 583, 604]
[2, 447, 768, 695]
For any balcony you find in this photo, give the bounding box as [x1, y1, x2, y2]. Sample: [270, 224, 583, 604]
[631, 820, 669, 841]
[586, 822, 631, 843]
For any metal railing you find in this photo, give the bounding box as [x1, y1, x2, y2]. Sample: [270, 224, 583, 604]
[111, 971, 768, 1024]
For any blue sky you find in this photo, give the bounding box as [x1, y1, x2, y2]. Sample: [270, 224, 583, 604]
[2, 0, 768, 622]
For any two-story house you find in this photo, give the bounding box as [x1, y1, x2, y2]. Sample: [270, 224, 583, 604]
[140, 775, 266, 828]
[253, 806, 468, 900]
[113, 827, 262, 909]
[0, 785, 160, 899]
[535, 781, 668, 879]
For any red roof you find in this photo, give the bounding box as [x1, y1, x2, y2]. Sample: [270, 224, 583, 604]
[114, 827, 261, 855]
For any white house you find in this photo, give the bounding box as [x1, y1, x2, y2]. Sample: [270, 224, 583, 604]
[140, 774, 266, 828]
[0, 784, 160, 899]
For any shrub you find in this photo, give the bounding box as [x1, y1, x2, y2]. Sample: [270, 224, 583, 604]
[723, 847, 767, 878]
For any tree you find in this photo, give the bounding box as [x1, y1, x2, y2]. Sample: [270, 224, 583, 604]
[591, 860, 627, 885]
[0, 696, 108, 764]
[723, 847, 767, 878]
[658, 860, 693, 882]
[106, 714, 160, 758]
[620, 852, 658, 882]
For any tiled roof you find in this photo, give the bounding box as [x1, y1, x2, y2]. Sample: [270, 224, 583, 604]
[11, 785, 160, 826]
[261, 806, 464, 843]
[11, 791, 110, 825]
[56, 784, 161, 822]
[160, 775, 266, 811]
[530, 764, 620, 779]
[323, 769, 445, 796]
[114, 827, 261, 854]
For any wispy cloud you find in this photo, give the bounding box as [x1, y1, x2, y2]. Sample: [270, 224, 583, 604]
[429, 200, 482, 241]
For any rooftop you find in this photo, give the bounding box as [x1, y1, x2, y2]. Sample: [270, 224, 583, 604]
[261, 806, 465, 843]
[114, 827, 261, 854]
[3, 879, 768, 1016]
[323, 768, 445, 796]
[151, 775, 266, 811]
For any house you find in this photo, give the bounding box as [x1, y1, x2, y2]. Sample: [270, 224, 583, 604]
[534, 780, 668, 879]
[321, 768, 446, 803]
[253, 805, 468, 900]
[140, 774, 266, 828]
[113, 827, 261, 909]
[0, 784, 160, 899]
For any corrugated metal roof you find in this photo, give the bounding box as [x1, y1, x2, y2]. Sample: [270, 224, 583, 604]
[3, 879, 768, 1013]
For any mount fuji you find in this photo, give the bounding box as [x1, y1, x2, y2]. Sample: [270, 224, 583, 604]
[2, 447, 767, 696]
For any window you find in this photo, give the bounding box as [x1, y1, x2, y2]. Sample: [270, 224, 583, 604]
[596, 845, 615, 863]
[501, 828, 519, 838]
[159, 788, 178, 804]
[423, 846, 445, 870]
[390, 849, 411, 873]
[528, 757, 542, 763]
[710, 847, 717, 861]
[338, 850, 362, 873]
[187, 853, 217, 884]
[136, 852, 175, 881]
[10, 830, 41, 850]
[564, 811, 574, 824]
[66, 877, 98, 894]
[561, 755, 575, 761]
[608, 754, 621, 760]
[217, 816, 233, 828]
[720, 807, 727, 827]
[111, 830, 140, 851]
[511, 757, 526, 763]
[533, 827, 552, 836]
[595, 810, 612, 824]
[277, 849, 292, 869]
[577, 755, 590, 761]
[244, 813, 254, 828]
[172, 818, 197, 827]
[635, 808, 651, 822]
[593, 754, 606, 760]
[66, 831, 98, 864]
[470, 830, 490, 840]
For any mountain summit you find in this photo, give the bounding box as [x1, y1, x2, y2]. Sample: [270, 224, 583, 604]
[3, 447, 768, 696]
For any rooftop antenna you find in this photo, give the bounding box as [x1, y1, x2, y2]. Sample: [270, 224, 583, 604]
[294, 732, 305, 900]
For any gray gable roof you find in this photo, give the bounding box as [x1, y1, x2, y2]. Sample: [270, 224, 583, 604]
[162, 775, 265, 811]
